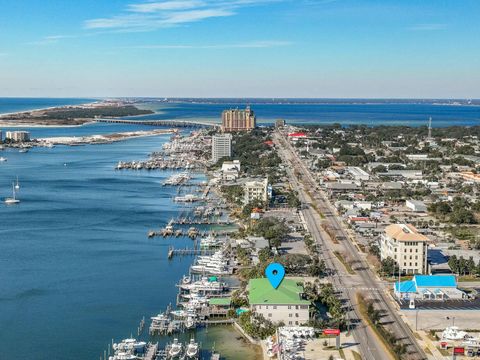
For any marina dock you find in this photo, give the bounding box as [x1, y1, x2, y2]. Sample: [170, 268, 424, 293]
[168, 246, 216, 259]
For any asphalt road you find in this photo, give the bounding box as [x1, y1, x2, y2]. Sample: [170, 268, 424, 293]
[273, 131, 427, 360]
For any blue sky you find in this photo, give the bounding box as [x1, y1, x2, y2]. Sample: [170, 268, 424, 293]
[0, 0, 479, 98]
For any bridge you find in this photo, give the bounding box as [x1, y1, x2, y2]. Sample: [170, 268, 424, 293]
[96, 118, 219, 128]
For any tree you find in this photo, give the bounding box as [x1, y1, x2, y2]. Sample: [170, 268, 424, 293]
[450, 208, 476, 224]
[381, 257, 398, 277]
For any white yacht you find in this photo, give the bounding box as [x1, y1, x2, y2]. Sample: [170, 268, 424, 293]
[5, 182, 20, 205]
[0, 157, 7, 162]
[185, 339, 199, 359]
[185, 316, 196, 329]
[442, 326, 469, 340]
[168, 338, 183, 358]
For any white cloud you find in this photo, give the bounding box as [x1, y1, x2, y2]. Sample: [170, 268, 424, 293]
[408, 23, 447, 31]
[29, 34, 76, 46]
[84, 0, 280, 31]
[127, 0, 206, 12]
[130, 40, 292, 49]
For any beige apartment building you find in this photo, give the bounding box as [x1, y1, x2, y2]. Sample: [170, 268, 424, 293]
[244, 178, 268, 205]
[221, 106, 256, 132]
[380, 224, 429, 274]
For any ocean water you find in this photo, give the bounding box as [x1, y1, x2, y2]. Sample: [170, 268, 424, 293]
[0, 98, 95, 115]
[131, 101, 480, 127]
[0, 131, 232, 359]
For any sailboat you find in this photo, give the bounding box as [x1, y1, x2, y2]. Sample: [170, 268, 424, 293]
[5, 182, 20, 205]
[15, 177, 20, 191]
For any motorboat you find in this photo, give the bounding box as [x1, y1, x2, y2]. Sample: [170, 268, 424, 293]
[5, 182, 20, 205]
[0, 157, 7, 162]
[185, 339, 199, 359]
[185, 316, 196, 329]
[168, 338, 183, 358]
[442, 326, 469, 340]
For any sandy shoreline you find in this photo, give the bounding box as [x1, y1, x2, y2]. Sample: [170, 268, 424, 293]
[0, 120, 98, 128]
[37, 129, 176, 145]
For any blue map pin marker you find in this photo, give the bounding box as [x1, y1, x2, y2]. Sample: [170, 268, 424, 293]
[265, 263, 285, 289]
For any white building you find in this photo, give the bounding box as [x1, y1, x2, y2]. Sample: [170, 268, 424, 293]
[248, 278, 310, 325]
[211, 133, 232, 163]
[346, 166, 370, 181]
[405, 200, 428, 213]
[220, 160, 241, 181]
[221, 160, 240, 172]
[5, 131, 30, 142]
[244, 178, 268, 205]
[380, 224, 429, 275]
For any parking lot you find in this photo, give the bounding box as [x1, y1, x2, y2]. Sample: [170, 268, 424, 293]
[402, 309, 480, 331]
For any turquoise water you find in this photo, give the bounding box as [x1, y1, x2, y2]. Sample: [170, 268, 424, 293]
[0, 131, 206, 359]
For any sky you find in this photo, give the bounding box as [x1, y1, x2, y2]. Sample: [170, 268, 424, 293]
[0, 0, 479, 98]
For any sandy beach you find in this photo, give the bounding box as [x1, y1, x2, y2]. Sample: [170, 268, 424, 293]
[36, 128, 176, 145]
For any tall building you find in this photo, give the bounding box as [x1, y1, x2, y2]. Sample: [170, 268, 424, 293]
[248, 278, 310, 325]
[211, 133, 232, 163]
[5, 131, 30, 142]
[221, 106, 256, 132]
[380, 224, 429, 275]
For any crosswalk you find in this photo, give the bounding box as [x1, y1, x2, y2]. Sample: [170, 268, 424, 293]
[337, 287, 381, 291]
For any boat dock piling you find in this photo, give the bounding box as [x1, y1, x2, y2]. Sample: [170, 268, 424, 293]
[137, 316, 145, 336]
[168, 246, 215, 259]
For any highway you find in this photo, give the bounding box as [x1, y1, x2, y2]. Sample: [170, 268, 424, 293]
[273, 131, 427, 360]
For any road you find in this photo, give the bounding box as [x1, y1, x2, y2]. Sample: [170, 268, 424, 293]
[273, 131, 427, 360]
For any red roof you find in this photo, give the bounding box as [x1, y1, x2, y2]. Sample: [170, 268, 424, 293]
[264, 140, 274, 146]
[288, 132, 307, 137]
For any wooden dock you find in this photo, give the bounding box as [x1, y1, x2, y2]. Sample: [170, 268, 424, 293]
[168, 246, 215, 259]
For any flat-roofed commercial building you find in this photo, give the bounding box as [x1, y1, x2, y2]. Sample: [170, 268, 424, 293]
[394, 275, 465, 300]
[221, 107, 256, 132]
[211, 133, 232, 163]
[380, 224, 429, 275]
[248, 278, 310, 325]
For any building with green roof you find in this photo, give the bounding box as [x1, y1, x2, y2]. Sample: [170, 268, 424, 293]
[248, 278, 310, 325]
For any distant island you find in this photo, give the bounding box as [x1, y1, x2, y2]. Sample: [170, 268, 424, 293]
[0, 100, 153, 126]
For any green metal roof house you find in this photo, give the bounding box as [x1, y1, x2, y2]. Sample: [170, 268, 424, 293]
[248, 278, 310, 325]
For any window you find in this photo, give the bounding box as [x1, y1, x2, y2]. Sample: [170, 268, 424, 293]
[265, 306, 268, 310]
[289, 313, 292, 317]
[273, 306, 277, 310]
[288, 321, 292, 325]
[268, 313, 272, 318]
[295, 305, 299, 310]
[288, 306, 291, 310]
[295, 321, 299, 325]
[295, 313, 299, 318]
